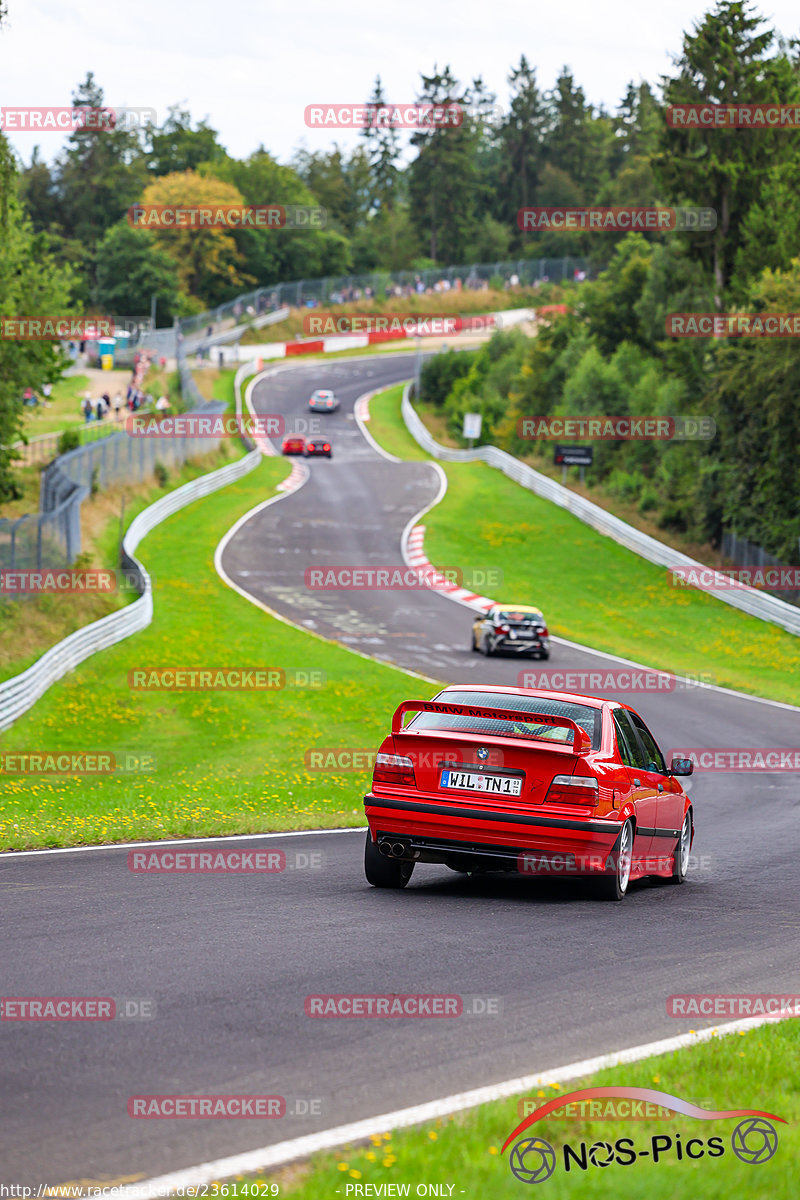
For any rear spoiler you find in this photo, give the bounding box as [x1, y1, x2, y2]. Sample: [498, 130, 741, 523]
[391, 700, 592, 755]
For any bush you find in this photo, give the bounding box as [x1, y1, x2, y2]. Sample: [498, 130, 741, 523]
[419, 348, 475, 407]
[57, 427, 81, 455]
[154, 461, 169, 487]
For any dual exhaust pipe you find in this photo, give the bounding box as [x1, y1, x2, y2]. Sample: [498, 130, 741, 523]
[379, 840, 409, 859]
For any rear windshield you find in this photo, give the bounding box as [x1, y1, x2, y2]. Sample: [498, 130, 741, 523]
[497, 611, 543, 623]
[409, 690, 601, 748]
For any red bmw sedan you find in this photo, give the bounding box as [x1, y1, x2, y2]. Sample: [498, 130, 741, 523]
[363, 685, 694, 901]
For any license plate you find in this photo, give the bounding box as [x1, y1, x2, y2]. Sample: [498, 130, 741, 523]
[440, 770, 522, 796]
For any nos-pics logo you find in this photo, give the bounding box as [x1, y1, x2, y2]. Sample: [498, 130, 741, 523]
[502, 1087, 783, 1184]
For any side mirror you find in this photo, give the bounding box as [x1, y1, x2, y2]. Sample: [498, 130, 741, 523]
[669, 757, 694, 776]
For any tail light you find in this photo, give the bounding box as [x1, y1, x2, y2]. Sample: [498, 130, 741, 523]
[326, 400, 333, 407]
[539, 625, 549, 637]
[545, 775, 599, 805]
[373, 753, 416, 787]
[308, 442, 316, 451]
[323, 443, 330, 451]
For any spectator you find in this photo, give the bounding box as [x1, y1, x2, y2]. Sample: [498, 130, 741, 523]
[83, 397, 93, 422]
[113, 392, 124, 420]
[41, 382, 53, 404]
[156, 394, 170, 412]
[101, 391, 111, 413]
[95, 398, 105, 421]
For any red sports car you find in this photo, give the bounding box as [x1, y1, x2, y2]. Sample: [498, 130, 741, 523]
[363, 685, 694, 901]
[281, 436, 305, 455]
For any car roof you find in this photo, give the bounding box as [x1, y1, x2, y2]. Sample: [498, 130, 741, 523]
[487, 604, 543, 613]
[437, 683, 615, 711]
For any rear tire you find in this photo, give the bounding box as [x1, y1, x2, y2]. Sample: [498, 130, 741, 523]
[471, 633, 478, 653]
[591, 819, 634, 901]
[669, 811, 692, 884]
[364, 833, 414, 889]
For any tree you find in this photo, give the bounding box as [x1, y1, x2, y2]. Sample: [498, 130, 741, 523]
[18, 147, 60, 234]
[137, 171, 253, 304]
[211, 149, 351, 287]
[0, 137, 74, 501]
[146, 106, 227, 176]
[361, 76, 401, 214]
[408, 66, 479, 262]
[54, 73, 147, 279]
[93, 223, 181, 321]
[613, 81, 661, 164]
[654, 0, 799, 307]
[499, 57, 549, 234]
[707, 260, 800, 557]
[291, 144, 372, 237]
[731, 160, 800, 293]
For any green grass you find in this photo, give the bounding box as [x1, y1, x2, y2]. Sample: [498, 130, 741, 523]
[233, 1021, 798, 1199]
[366, 385, 800, 706]
[0, 454, 433, 850]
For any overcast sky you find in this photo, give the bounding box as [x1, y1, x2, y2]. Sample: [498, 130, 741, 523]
[2, 0, 799, 169]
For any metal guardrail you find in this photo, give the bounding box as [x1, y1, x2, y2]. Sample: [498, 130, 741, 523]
[401, 385, 800, 638]
[0, 367, 264, 732]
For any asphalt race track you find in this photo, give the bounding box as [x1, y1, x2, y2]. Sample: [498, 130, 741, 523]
[3, 353, 799, 1186]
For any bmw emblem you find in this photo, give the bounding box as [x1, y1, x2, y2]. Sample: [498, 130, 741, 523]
[477, 747, 489, 761]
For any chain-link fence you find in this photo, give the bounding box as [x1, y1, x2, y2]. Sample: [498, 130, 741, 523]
[722, 530, 800, 606]
[0, 486, 86, 573]
[11, 420, 121, 467]
[3, 363, 225, 586]
[176, 255, 591, 340]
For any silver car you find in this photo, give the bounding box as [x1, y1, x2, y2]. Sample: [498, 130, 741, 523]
[308, 389, 339, 413]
